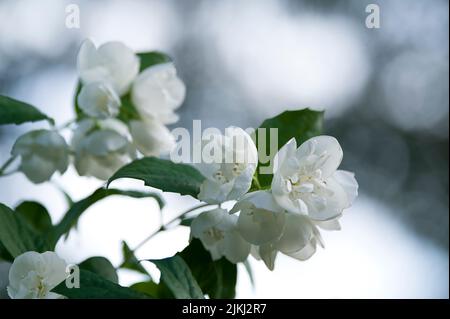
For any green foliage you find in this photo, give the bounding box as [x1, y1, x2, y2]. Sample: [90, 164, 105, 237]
[108, 157, 205, 198]
[0, 203, 52, 258]
[253, 109, 324, 188]
[73, 82, 83, 119]
[53, 269, 151, 299]
[119, 241, 149, 276]
[0, 242, 13, 262]
[130, 281, 173, 299]
[0, 95, 53, 125]
[15, 201, 52, 234]
[180, 239, 237, 299]
[79, 256, 119, 283]
[116, 93, 140, 122]
[47, 187, 164, 247]
[149, 255, 204, 299]
[138, 51, 172, 71]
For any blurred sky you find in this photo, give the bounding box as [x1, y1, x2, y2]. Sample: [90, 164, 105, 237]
[0, 0, 448, 298]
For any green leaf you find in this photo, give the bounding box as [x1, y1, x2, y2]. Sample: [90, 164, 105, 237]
[254, 109, 324, 188]
[73, 82, 83, 119]
[0, 95, 53, 125]
[108, 157, 205, 198]
[79, 256, 118, 283]
[130, 281, 173, 299]
[15, 201, 52, 234]
[179, 217, 194, 227]
[53, 269, 151, 299]
[179, 239, 237, 299]
[150, 255, 204, 299]
[138, 52, 172, 71]
[0, 242, 13, 262]
[117, 93, 141, 122]
[119, 241, 149, 277]
[0, 203, 51, 257]
[47, 187, 164, 247]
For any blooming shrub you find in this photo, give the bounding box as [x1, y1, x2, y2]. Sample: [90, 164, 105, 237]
[0, 39, 357, 299]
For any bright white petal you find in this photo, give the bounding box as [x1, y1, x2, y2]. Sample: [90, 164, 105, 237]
[77, 82, 120, 118]
[304, 177, 349, 221]
[131, 63, 185, 124]
[40, 251, 67, 289]
[296, 135, 343, 178]
[129, 119, 175, 156]
[273, 138, 297, 175]
[333, 170, 359, 206]
[315, 218, 342, 231]
[237, 204, 285, 245]
[275, 213, 314, 254]
[97, 41, 140, 95]
[286, 239, 317, 261]
[8, 252, 42, 290]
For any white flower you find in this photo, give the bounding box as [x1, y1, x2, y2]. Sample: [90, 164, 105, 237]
[11, 130, 69, 183]
[195, 127, 258, 204]
[77, 82, 121, 118]
[249, 214, 323, 270]
[271, 136, 358, 221]
[129, 119, 175, 156]
[274, 213, 323, 261]
[231, 191, 324, 270]
[131, 63, 185, 124]
[72, 118, 136, 180]
[77, 39, 140, 96]
[7, 251, 67, 299]
[190, 208, 250, 263]
[230, 191, 286, 246]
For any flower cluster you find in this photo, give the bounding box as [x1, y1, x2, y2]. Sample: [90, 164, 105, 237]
[11, 39, 185, 182]
[190, 132, 358, 270]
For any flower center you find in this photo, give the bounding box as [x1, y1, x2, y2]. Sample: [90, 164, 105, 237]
[204, 227, 224, 242]
[213, 163, 246, 184]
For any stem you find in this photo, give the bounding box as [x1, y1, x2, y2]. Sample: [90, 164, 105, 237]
[55, 119, 76, 131]
[252, 174, 262, 190]
[0, 169, 18, 177]
[0, 156, 17, 176]
[132, 203, 213, 252]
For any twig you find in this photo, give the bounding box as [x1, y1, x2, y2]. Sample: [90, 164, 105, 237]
[132, 203, 213, 252]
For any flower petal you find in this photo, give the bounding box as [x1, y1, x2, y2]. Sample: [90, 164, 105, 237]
[237, 203, 285, 245]
[275, 213, 314, 254]
[286, 238, 317, 261]
[77, 82, 120, 118]
[296, 136, 343, 178]
[130, 119, 175, 156]
[332, 170, 359, 206]
[259, 244, 277, 271]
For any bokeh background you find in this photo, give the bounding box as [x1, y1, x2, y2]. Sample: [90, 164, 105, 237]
[0, 0, 448, 298]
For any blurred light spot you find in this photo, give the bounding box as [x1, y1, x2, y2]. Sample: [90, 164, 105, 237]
[83, 0, 178, 52]
[379, 51, 449, 133]
[203, 0, 371, 118]
[0, 0, 69, 60]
